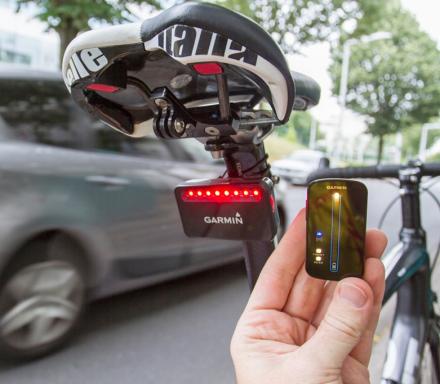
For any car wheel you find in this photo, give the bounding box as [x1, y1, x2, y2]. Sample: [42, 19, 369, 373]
[0, 237, 86, 360]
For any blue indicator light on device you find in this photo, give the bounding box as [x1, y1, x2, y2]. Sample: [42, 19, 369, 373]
[316, 231, 323, 238]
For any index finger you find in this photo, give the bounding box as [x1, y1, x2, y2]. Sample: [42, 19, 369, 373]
[246, 208, 306, 311]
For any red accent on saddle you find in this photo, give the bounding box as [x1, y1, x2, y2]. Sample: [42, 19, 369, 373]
[86, 83, 120, 93]
[193, 62, 223, 75]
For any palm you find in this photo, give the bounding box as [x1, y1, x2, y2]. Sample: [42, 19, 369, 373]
[237, 306, 369, 383]
[244, 309, 312, 351]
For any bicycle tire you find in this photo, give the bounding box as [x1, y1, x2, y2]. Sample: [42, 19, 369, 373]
[421, 345, 439, 383]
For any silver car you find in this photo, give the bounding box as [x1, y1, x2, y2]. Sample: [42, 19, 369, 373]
[0, 70, 287, 359]
[272, 149, 328, 185]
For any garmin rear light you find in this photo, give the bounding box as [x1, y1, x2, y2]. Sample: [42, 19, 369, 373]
[175, 178, 278, 241]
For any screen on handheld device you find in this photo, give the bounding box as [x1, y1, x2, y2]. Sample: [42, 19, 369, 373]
[306, 179, 368, 281]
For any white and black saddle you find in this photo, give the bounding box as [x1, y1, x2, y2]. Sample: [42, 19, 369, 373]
[62, 2, 320, 141]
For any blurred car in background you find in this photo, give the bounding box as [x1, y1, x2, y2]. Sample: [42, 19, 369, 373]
[0, 69, 288, 359]
[272, 149, 329, 185]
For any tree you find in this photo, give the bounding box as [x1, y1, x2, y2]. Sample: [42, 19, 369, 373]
[277, 111, 323, 147]
[20, 0, 384, 66]
[401, 121, 440, 161]
[17, 0, 162, 66]
[330, 7, 440, 163]
[292, 112, 312, 146]
[215, 0, 383, 53]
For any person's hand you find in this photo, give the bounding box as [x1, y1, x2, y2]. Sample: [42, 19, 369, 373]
[231, 209, 387, 384]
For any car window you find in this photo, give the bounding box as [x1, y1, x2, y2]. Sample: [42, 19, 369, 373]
[90, 122, 132, 153]
[177, 138, 215, 163]
[126, 137, 174, 160]
[0, 78, 79, 148]
[0, 76, 174, 160]
[90, 121, 173, 160]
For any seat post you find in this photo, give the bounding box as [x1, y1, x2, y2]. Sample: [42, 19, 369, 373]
[220, 142, 278, 290]
[216, 73, 231, 121]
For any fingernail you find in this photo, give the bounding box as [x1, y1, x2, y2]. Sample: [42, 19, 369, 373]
[338, 283, 368, 308]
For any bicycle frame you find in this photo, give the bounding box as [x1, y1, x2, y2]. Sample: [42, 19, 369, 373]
[381, 235, 433, 382]
[244, 240, 277, 289]
[381, 167, 440, 383]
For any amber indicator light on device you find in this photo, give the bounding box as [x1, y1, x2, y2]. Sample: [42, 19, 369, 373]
[306, 179, 368, 281]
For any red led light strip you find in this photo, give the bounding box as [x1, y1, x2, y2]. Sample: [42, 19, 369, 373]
[182, 186, 263, 203]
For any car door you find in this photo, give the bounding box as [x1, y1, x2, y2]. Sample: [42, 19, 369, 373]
[0, 75, 190, 279]
[75, 117, 193, 279]
[86, 128, 243, 274]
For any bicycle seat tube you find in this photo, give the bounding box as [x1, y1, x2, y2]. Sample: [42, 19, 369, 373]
[382, 163, 431, 383]
[218, 140, 279, 290]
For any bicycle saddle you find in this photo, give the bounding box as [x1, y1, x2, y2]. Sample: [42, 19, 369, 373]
[62, 2, 320, 139]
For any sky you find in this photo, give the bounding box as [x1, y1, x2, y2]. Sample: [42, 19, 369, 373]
[401, 0, 440, 44]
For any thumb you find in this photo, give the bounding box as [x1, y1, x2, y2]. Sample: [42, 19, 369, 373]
[303, 278, 374, 369]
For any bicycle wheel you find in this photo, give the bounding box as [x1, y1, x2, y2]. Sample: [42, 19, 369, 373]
[421, 316, 440, 384]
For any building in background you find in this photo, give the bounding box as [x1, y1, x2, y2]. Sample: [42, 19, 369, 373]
[0, 0, 59, 69]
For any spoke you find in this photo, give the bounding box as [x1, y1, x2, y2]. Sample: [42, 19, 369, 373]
[56, 270, 80, 299]
[28, 314, 53, 346]
[32, 264, 79, 297]
[2, 298, 68, 332]
[0, 301, 40, 335]
[1, 297, 78, 344]
[5, 270, 35, 301]
[6, 262, 80, 299]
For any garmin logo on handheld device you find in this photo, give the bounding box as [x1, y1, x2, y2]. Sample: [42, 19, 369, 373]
[326, 185, 347, 190]
[204, 212, 243, 225]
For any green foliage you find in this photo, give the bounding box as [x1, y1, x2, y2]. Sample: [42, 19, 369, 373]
[17, 0, 164, 64]
[265, 134, 302, 161]
[19, 0, 385, 65]
[214, 0, 383, 53]
[17, 0, 161, 31]
[401, 122, 440, 160]
[428, 152, 440, 162]
[401, 125, 422, 160]
[276, 111, 322, 147]
[285, 124, 298, 143]
[277, 117, 294, 139]
[292, 112, 312, 146]
[330, 6, 440, 162]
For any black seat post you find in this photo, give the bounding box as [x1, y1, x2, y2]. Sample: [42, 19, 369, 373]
[223, 143, 277, 290]
[399, 164, 426, 243]
[216, 74, 230, 121]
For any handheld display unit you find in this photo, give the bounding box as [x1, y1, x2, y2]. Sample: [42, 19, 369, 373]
[306, 179, 368, 281]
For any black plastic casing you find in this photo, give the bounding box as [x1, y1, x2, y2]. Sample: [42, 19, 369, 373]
[306, 179, 368, 281]
[175, 178, 278, 241]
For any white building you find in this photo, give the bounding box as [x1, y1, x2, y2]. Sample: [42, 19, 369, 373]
[0, 0, 59, 70]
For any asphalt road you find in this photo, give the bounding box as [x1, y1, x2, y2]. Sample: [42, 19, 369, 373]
[1, 180, 439, 384]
